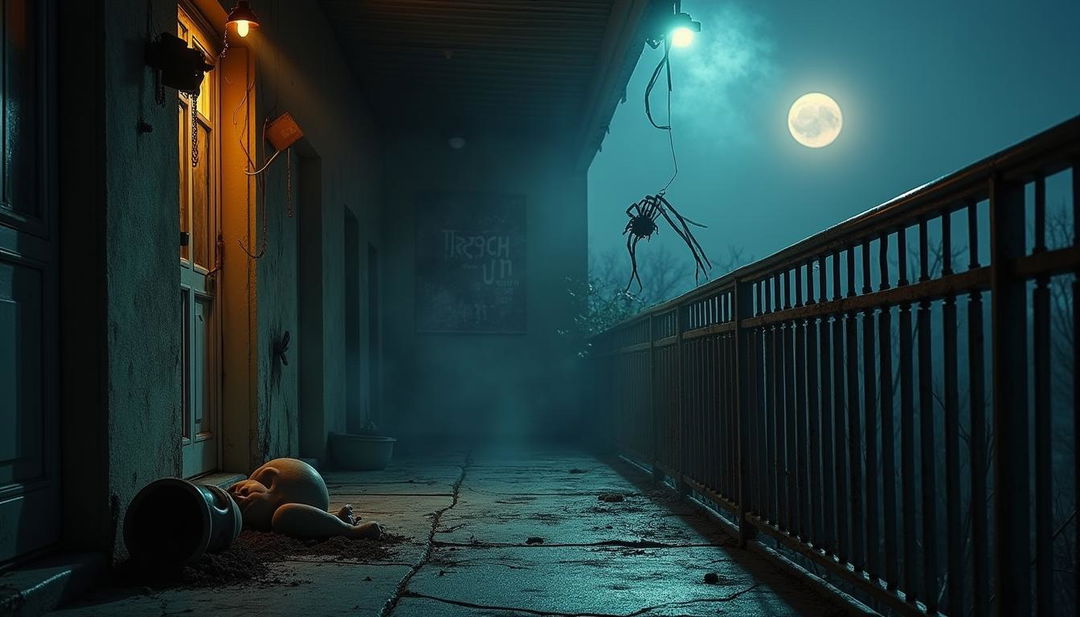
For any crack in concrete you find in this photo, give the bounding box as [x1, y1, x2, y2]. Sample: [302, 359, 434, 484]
[401, 583, 761, 617]
[433, 539, 728, 549]
[380, 452, 472, 617]
[463, 491, 637, 497]
[338, 492, 455, 497]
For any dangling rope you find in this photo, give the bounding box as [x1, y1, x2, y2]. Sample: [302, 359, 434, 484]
[620, 30, 710, 291]
[643, 41, 679, 194]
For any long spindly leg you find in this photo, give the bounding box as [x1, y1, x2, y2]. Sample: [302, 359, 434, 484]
[657, 195, 710, 265]
[624, 234, 645, 292]
[642, 200, 657, 222]
[656, 202, 711, 281]
[660, 195, 707, 228]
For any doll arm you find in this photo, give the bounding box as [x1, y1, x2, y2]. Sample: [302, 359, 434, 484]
[271, 503, 383, 539]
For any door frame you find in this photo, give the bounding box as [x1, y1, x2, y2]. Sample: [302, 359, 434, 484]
[0, 0, 61, 565]
[178, 2, 224, 478]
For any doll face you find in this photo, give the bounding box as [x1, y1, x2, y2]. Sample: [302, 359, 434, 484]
[229, 479, 276, 531]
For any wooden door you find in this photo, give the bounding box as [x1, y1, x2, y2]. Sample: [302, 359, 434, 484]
[0, 0, 59, 563]
[177, 7, 221, 478]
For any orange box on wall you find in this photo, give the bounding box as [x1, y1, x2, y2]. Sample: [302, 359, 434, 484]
[266, 112, 303, 151]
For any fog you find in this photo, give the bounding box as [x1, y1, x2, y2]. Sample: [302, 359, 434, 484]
[588, 0, 1080, 302]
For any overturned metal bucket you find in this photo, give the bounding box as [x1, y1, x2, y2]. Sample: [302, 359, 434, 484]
[123, 478, 242, 566]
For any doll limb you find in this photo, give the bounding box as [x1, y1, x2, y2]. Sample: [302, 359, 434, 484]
[270, 503, 383, 539]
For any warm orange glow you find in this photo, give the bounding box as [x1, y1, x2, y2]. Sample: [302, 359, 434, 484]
[227, 1, 259, 38]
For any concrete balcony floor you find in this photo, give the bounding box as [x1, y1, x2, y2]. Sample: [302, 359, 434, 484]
[53, 449, 846, 616]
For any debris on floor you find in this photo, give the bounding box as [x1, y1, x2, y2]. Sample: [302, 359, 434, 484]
[113, 529, 409, 589]
[233, 529, 409, 563]
[525, 536, 545, 544]
[597, 493, 626, 503]
[568, 468, 588, 474]
[703, 571, 720, 584]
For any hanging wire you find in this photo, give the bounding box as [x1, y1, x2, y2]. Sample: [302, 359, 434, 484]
[244, 148, 282, 175]
[620, 21, 709, 292]
[659, 66, 679, 194]
[643, 47, 670, 130]
[238, 116, 273, 259]
[643, 41, 679, 194]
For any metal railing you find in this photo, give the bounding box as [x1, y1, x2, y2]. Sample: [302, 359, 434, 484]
[591, 116, 1080, 617]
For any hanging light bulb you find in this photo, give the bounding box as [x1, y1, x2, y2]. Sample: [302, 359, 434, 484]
[667, 12, 700, 48]
[227, 0, 259, 38]
[670, 26, 694, 48]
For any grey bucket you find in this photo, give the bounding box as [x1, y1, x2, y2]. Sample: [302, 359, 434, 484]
[123, 478, 242, 566]
[329, 432, 396, 470]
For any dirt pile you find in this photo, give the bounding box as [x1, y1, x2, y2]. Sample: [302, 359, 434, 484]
[233, 529, 409, 562]
[117, 530, 409, 589]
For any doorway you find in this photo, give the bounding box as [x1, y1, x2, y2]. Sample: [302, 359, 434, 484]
[367, 244, 380, 424]
[177, 6, 222, 478]
[0, 0, 59, 563]
[297, 154, 324, 459]
[344, 211, 361, 431]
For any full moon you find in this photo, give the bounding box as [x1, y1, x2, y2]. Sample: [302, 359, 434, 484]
[788, 93, 843, 148]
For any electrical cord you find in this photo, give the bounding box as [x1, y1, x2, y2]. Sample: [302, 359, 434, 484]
[644, 41, 679, 194]
[244, 148, 281, 175]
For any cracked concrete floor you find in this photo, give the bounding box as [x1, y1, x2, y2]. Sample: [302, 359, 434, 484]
[52, 449, 845, 616]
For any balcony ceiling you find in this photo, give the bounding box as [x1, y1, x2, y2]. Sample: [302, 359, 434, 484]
[319, 0, 636, 137]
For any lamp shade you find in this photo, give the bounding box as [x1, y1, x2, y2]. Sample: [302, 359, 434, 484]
[227, 0, 259, 37]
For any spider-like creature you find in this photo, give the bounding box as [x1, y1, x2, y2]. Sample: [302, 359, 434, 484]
[623, 193, 711, 292]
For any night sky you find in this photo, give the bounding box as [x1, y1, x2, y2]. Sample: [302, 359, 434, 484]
[588, 0, 1080, 295]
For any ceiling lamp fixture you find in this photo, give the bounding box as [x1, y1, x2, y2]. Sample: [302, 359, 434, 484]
[227, 0, 259, 38]
[669, 12, 700, 48]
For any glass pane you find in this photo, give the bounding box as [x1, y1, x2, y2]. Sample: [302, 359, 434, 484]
[178, 103, 190, 261]
[191, 39, 213, 120]
[194, 296, 213, 437]
[192, 121, 211, 268]
[2, 0, 41, 217]
[181, 290, 191, 441]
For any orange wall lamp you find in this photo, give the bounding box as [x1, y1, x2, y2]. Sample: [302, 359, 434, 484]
[227, 0, 260, 38]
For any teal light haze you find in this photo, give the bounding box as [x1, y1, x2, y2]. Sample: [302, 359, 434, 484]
[588, 0, 1080, 292]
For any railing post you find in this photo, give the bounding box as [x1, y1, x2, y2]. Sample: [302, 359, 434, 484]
[734, 278, 755, 546]
[648, 314, 659, 476]
[674, 302, 691, 494]
[989, 174, 1030, 617]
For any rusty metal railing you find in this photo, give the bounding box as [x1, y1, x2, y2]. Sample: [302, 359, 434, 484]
[591, 116, 1080, 617]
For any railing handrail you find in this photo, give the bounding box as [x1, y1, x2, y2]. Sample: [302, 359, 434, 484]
[601, 113, 1080, 332]
[592, 113, 1080, 616]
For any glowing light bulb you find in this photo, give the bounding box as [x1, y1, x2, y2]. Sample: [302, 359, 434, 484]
[236, 20, 250, 37]
[671, 26, 694, 48]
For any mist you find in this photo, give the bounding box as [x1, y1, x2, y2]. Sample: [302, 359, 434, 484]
[588, 0, 1080, 302]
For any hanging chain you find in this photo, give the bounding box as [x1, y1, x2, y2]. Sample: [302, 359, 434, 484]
[155, 69, 165, 105]
[286, 148, 294, 217]
[219, 26, 230, 59]
[190, 92, 200, 168]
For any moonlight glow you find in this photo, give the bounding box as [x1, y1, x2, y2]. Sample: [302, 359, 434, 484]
[788, 93, 843, 148]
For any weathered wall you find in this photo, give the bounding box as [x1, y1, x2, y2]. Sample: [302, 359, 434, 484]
[242, 1, 383, 466]
[58, 0, 382, 557]
[381, 133, 589, 442]
[58, 0, 183, 557]
[101, 0, 187, 529]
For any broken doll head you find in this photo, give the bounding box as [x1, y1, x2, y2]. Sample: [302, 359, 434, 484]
[228, 458, 330, 531]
